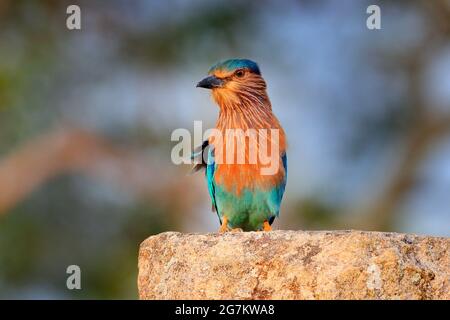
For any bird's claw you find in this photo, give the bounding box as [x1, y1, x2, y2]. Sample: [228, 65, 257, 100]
[218, 216, 229, 233]
[263, 220, 272, 231]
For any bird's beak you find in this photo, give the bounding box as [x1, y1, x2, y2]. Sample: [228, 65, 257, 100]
[196, 75, 223, 89]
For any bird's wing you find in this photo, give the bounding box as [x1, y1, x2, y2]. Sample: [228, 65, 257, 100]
[190, 140, 209, 174]
[273, 152, 288, 218]
[280, 152, 288, 200]
[191, 140, 219, 214]
[206, 146, 219, 214]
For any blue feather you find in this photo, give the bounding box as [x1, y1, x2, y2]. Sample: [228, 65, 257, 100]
[208, 58, 261, 75]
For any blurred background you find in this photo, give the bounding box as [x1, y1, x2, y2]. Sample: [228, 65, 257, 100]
[0, 0, 449, 299]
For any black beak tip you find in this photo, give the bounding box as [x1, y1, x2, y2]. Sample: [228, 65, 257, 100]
[196, 75, 223, 89]
[196, 79, 211, 89]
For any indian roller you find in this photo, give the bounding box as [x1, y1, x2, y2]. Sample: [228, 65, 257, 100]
[193, 59, 287, 232]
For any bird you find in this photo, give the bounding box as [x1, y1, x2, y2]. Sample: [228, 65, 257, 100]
[193, 58, 287, 232]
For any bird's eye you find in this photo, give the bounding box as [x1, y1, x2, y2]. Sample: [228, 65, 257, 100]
[235, 69, 245, 78]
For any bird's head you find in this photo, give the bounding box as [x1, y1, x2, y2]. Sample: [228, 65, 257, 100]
[197, 59, 268, 109]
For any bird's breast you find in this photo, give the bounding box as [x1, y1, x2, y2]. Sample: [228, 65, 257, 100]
[214, 160, 286, 196]
[212, 106, 287, 195]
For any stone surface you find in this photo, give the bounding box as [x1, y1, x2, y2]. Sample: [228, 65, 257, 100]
[138, 230, 449, 300]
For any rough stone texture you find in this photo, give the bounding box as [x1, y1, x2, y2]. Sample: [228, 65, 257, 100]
[138, 230, 449, 300]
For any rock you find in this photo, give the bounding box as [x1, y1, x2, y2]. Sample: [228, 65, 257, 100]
[138, 230, 449, 300]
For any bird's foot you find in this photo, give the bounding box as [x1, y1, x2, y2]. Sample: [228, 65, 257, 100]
[218, 216, 229, 233]
[230, 228, 243, 233]
[263, 220, 272, 232]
